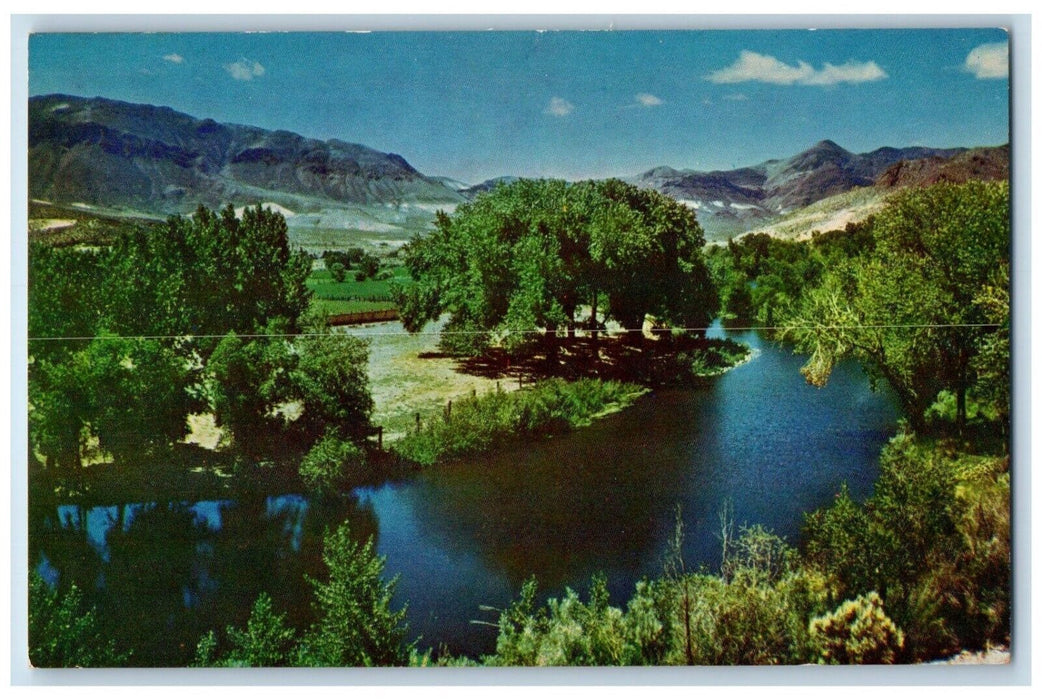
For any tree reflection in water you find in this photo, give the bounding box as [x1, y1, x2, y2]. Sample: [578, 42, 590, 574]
[30, 491, 378, 666]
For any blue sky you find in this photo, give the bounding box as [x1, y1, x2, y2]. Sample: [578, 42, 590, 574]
[28, 29, 1009, 183]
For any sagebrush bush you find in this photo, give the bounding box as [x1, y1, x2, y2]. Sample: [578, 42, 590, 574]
[492, 575, 627, 666]
[802, 434, 1010, 661]
[809, 592, 905, 664]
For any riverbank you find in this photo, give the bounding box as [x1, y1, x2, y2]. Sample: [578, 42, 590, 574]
[393, 377, 648, 467]
[35, 320, 753, 505]
[30, 326, 909, 667]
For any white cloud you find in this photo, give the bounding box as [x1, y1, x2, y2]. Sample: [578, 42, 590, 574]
[163, 53, 184, 64]
[803, 60, 888, 85]
[225, 57, 266, 81]
[706, 50, 887, 86]
[544, 96, 574, 117]
[635, 92, 663, 107]
[964, 42, 1008, 79]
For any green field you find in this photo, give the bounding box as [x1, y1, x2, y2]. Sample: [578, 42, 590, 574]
[306, 265, 412, 300]
[310, 298, 398, 315]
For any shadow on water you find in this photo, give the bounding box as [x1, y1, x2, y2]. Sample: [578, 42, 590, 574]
[30, 326, 899, 664]
[357, 325, 899, 657]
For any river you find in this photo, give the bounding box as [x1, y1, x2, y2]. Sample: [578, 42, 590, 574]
[29, 325, 898, 665]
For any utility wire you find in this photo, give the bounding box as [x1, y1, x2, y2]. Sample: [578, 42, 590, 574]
[27, 322, 1004, 343]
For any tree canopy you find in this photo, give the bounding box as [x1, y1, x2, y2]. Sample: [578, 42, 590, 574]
[28, 204, 374, 472]
[785, 181, 1009, 429]
[393, 179, 717, 355]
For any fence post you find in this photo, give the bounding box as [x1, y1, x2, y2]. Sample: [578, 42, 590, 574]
[377, 426, 383, 450]
[445, 400, 452, 422]
[415, 412, 421, 433]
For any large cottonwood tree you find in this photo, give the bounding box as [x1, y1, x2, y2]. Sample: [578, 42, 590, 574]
[786, 181, 1009, 429]
[394, 178, 717, 355]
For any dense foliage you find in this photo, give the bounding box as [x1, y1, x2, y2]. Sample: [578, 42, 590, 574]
[28, 204, 374, 480]
[785, 182, 1009, 429]
[704, 219, 875, 329]
[802, 435, 1010, 659]
[28, 180, 1011, 668]
[394, 179, 717, 355]
[29, 574, 131, 667]
[482, 430, 1008, 666]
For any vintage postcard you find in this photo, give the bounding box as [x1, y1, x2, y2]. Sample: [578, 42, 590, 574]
[21, 21, 1015, 676]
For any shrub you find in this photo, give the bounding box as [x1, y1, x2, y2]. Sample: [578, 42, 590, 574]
[492, 575, 626, 666]
[299, 431, 370, 493]
[194, 593, 297, 667]
[809, 592, 905, 664]
[675, 529, 825, 665]
[29, 573, 130, 667]
[295, 522, 410, 666]
[801, 434, 1010, 661]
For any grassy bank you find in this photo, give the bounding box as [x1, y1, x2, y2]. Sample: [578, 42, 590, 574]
[685, 337, 752, 377]
[393, 378, 647, 467]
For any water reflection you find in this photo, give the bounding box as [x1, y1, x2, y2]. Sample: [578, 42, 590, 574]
[32, 492, 378, 666]
[363, 327, 898, 656]
[30, 328, 900, 663]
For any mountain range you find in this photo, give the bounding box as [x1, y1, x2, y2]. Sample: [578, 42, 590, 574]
[29, 94, 465, 217]
[28, 94, 1008, 241]
[622, 139, 1001, 237]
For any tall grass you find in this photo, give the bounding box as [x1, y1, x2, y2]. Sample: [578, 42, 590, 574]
[393, 378, 645, 467]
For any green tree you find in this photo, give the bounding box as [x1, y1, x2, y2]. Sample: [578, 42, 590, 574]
[27, 242, 106, 363]
[29, 574, 130, 667]
[355, 253, 380, 281]
[29, 336, 194, 468]
[28, 204, 314, 468]
[206, 329, 295, 454]
[288, 332, 374, 444]
[971, 261, 1011, 430]
[194, 593, 297, 667]
[28, 355, 90, 471]
[296, 523, 410, 666]
[394, 179, 716, 356]
[78, 336, 195, 463]
[328, 261, 347, 283]
[101, 204, 311, 341]
[785, 181, 1009, 429]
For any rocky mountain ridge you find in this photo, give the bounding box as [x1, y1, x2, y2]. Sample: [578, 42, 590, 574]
[29, 94, 465, 216]
[29, 94, 1008, 242]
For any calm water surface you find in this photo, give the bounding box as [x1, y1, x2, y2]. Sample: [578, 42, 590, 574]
[31, 326, 898, 664]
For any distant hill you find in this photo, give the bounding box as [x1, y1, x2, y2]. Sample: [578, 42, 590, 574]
[874, 145, 1010, 189]
[627, 140, 972, 239]
[459, 176, 522, 198]
[29, 94, 466, 217]
[735, 145, 1009, 242]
